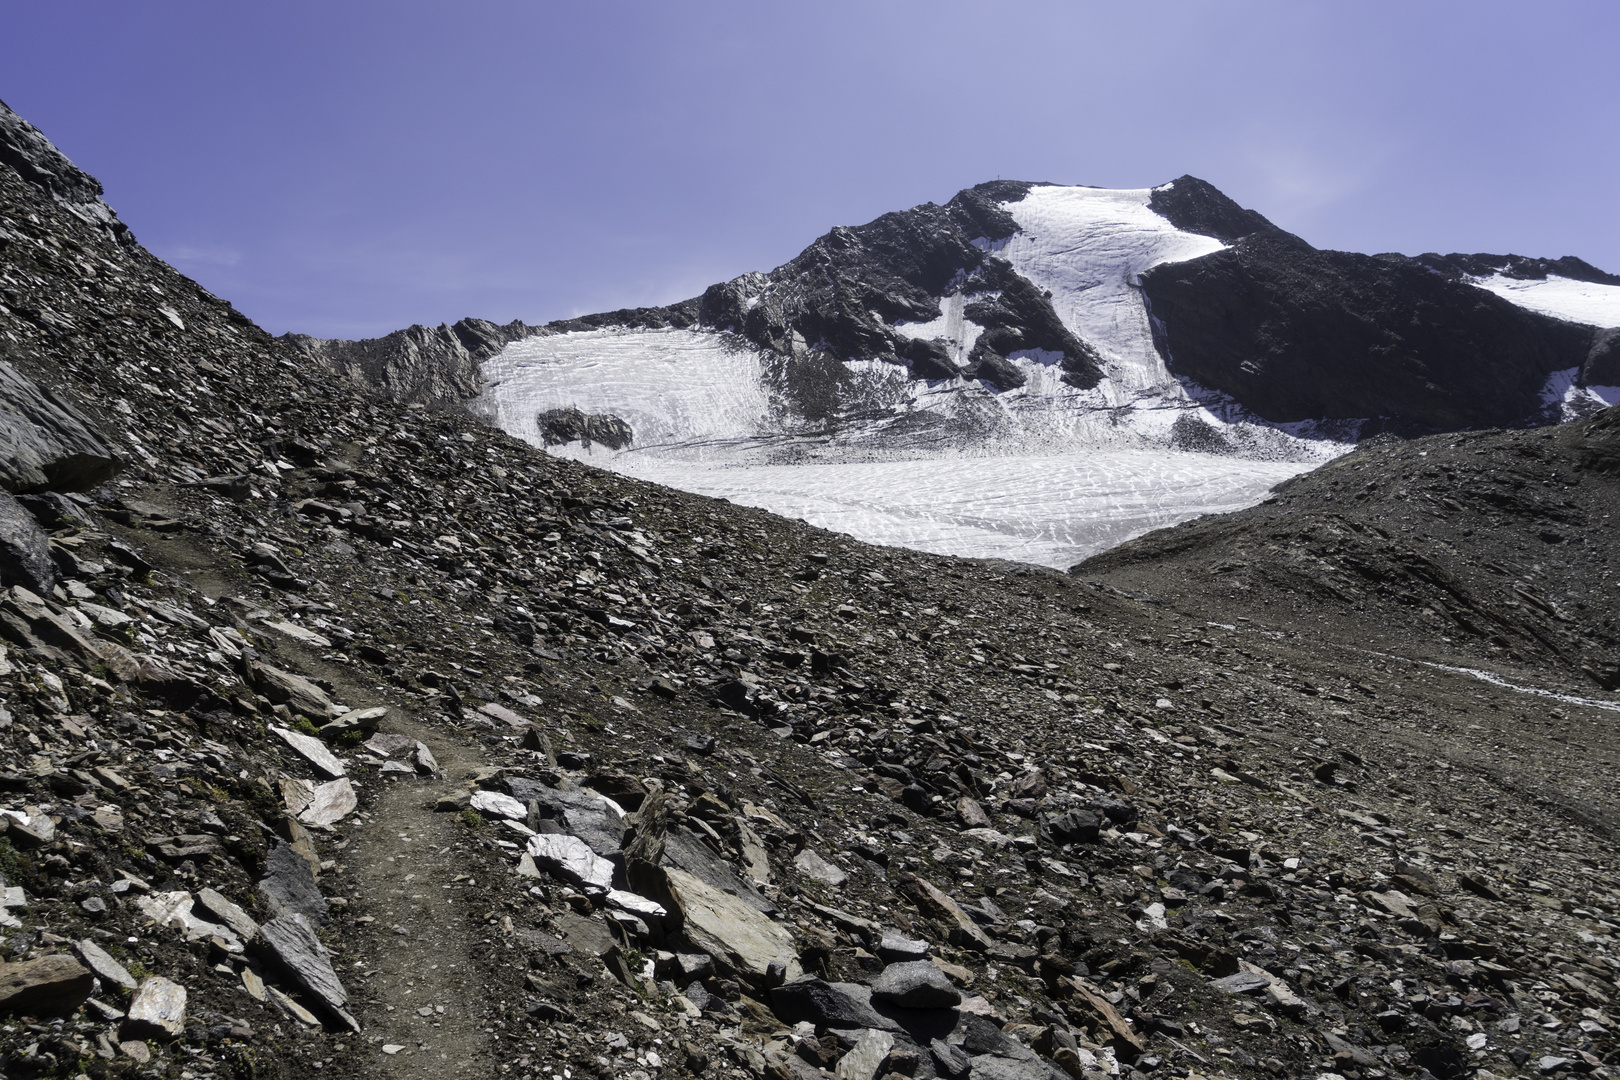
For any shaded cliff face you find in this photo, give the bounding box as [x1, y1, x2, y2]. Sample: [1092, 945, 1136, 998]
[1141, 233, 1599, 431]
[1139, 177, 1612, 433]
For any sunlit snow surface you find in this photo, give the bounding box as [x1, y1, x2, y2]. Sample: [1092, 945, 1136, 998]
[606, 452, 1306, 568]
[1469, 273, 1620, 328]
[475, 184, 1345, 568]
[999, 185, 1224, 389]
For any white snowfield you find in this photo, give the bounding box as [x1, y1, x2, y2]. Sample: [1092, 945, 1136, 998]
[1469, 273, 1620, 329]
[486, 182, 1620, 567]
[613, 451, 1306, 568]
[999, 185, 1224, 392]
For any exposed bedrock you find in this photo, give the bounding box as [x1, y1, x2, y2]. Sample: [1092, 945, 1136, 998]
[1143, 231, 1600, 432]
[536, 407, 634, 451]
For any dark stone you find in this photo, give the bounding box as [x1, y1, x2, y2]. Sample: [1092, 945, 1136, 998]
[0, 361, 122, 493]
[0, 489, 55, 594]
[1040, 809, 1100, 845]
[504, 776, 625, 858]
[538, 407, 634, 451]
[769, 978, 897, 1031]
[255, 913, 357, 1030]
[870, 961, 961, 1009]
[0, 954, 94, 1016]
[256, 841, 328, 924]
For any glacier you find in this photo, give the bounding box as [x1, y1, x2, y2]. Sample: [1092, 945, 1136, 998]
[474, 182, 1616, 568]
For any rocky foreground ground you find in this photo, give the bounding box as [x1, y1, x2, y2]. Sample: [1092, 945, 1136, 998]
[0, 100, 1619, 1080]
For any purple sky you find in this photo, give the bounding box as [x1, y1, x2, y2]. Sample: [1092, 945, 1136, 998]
[6, 2, 1618, 340]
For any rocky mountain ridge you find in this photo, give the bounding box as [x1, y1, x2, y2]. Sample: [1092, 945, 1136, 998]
[301, 177, 1616, 442]
[0, 95, 1618, 1080]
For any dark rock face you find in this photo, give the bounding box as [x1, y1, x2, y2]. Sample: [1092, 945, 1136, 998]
[1143, 231, 1599, 431]
[0, 360, 123, 492]
[282, 317, 539, 404]
[1147, 175, 1277, 243]
[0, 488, 57, 595]
[699, 181, 1102, 393]
[1580, 327, 1620, 387]
[537, 407, 633, 451]
[0, 98, 107, 207]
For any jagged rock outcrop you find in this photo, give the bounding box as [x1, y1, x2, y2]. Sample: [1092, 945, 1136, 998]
[537, 406, 634, 450]
[697, 181, 1102, 392]
[1143, 230, 1601, 432]
[282, 316, 540, 404]
[0, 97, 135, 248]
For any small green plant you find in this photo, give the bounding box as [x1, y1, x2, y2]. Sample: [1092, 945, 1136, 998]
[460, 809, 484, 829]
[291, 717, 320, 737]
[337, 729, 365, 747]
[0, 838, 23, 883]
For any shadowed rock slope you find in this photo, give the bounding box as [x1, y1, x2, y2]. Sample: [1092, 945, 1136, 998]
[1, 97, 1619, 1080]
[1075, 408, 1620, 694]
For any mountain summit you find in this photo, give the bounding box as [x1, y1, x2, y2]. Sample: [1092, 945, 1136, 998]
[292, 177, 1620, 566]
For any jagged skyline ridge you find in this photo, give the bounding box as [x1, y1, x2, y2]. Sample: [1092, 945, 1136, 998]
[3, 1, 1617, 338]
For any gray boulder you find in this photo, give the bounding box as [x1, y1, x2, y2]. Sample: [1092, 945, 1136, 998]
[0, 490, 55, 594]
[870, 961, 961, 1009]
[505, 776, 625, 857]
[0, 361, 121, 493]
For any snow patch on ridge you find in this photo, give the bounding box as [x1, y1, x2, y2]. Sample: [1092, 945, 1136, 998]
[1469, 273, 1620, 328]
[477, 328, 771, 460]
[473, 184, 1357, 566]
[999, 185, 1225, 391]
[892, 291, 985, 369]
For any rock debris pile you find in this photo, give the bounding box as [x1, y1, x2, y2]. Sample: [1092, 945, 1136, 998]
[0, 96, 1617, 1080]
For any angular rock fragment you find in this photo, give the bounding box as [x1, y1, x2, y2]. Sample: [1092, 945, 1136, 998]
[794, 847, 848, 887]
[871, 960, 961, 1009]
[194, 888, 260, 943]
[254, 663, 335, 720]
[271, 724, 347, 779]
[837, 1028, 895, 1080]
[258, 840, 329, 923]
[256, 913, 359, 1031]
[506, 776, 624, 857]
[896, 872, 992, 952]
[0, 490, 56, 595]
[75, 939, 137, 991]
[0, 360, 122, 493]
[0, 954, 94, 1015]
[470, 789, 527, 820]
[123, 976, 186, 1039]
[771, 978, 897, 1031]
[665, 867, 801, 984]
[297, 777, 357, 827]
[526, 832, 616, 892]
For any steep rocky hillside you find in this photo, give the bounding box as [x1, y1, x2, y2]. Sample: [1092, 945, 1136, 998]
[1, 97, 1619, 1080]
[1075, 410, 1620, 694]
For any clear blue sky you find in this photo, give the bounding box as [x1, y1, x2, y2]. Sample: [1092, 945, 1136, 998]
[5, 1, 1617, 339]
